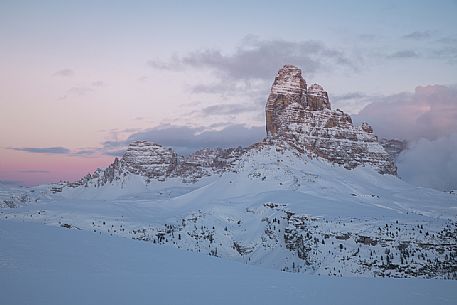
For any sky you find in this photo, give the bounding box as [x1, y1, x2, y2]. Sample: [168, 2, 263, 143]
[0, 0, 456, 189]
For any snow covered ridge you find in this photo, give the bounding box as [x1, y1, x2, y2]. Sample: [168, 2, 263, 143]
[2, 146, 457, 279]
[63, 142, 246, 189]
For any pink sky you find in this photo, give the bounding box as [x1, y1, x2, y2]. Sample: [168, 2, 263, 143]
[0, 150, 113, 186]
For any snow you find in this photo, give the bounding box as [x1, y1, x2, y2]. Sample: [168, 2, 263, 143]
[1, 144, 456, 304]
[1, 220, 456, 305]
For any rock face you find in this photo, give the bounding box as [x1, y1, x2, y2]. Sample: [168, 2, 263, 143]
[266, 65, 331, 137]
[176, 147, 245, 180]
[122, 141, 178, 178]
[70, 142, 247, 187]
[307, 84, 331, 111]
[265, 65, 396, 174]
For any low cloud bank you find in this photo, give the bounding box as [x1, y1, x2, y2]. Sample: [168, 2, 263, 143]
[356, 85, 457, 191]
[397, 134, 457, 191]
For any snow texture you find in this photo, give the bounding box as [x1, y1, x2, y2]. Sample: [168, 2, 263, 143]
[1, 220, 456, 305]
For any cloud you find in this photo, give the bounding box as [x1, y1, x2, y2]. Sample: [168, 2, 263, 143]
[354, 84, 457, 191]
[432, 45, 457, 63]
[17, 170, 50, 174]
[91, 81, 104, 87]
[103, 149, 127, 157]
[53, 68, 74, 77]
[402, 31, 432, 40]
[67, 86, 95, 96]
[355, 85, 457, 141]
[59, 81, 105, 100]
[397, 134, 457, 191]
[150, 36, 356, 81]
[10, 147, 71, 154]
[332, 92, 368, 101]
[73, 149, 98, 156]
[437, 36, 457, 45]
[102, 124, 265, 155]
[199, 103, 260, 116]
[150, 36, 356, 112]
[388, 50, 419, 58]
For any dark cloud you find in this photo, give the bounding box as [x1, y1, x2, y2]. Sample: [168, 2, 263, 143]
[388, 50, 419, 58]
[102, 124, 265, 155]
[200, 103, 260, 116]
[10, 147, 71, 154]
[53, 68, 74, 77]
[437, 36, 457, 45]
[17, 170, 50, 174]
[402, 31, 432, 40]
[432, 45, 457, 62]
[397, 134, 457, 191]
[73, 149, 97, 156]
[150, 36, 356, 81]
[332, 92, 368, 101]
[103, 149, 127, 157]
[191, 81, 251, 95]
[355, 85, 457, 141]
[9, 146, 105, 157]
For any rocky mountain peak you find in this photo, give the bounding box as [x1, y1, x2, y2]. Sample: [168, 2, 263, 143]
[266, 65, 333, 137]
[265, 65, 396, 175]
[270, 65, 307, 96]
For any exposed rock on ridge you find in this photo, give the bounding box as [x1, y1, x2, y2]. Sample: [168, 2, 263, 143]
[70, 141, 246, 187]
[122, 141, 178, 177]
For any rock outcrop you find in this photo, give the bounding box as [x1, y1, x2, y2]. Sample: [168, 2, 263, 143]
[265, 65, 396, 174]
[70, 142, 247, 187]
[176, 146, 245, 181]
[122, 141, 178, 178]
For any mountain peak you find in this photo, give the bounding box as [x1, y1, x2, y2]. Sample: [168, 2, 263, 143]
[265, 65, 396, 175]
[269, 65, 307, 96]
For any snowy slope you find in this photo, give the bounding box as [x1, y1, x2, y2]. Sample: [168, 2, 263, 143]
[2, 144, 456, 279]
[1, 220, 456, 305]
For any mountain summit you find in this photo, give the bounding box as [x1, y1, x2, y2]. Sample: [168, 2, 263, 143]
[265, 65, 396, 175]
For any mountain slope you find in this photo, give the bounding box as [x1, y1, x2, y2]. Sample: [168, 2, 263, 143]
[3, 143, 456, 278]
[2, 221, 456, 305]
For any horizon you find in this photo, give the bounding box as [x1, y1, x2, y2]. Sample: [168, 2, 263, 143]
[1, 0, 456, 190]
